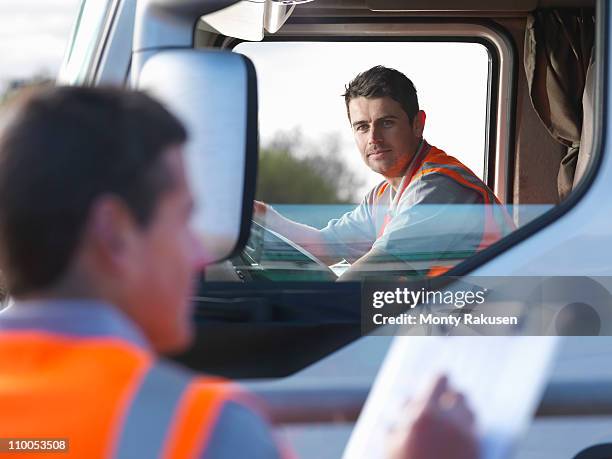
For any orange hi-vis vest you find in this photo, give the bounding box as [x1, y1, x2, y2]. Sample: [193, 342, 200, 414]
[0, 330, 242, 458]
[374, 144, 514, 276]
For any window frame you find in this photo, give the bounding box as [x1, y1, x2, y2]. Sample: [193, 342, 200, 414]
[226, 20, 516, 203]
[57, 0, 120, 85]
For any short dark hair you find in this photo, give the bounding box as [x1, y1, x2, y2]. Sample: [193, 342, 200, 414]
[343, 65, 419, 122]
[0, 86, 187, 296]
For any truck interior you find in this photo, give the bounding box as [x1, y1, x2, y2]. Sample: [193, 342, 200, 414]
[179, 0, 601, 367]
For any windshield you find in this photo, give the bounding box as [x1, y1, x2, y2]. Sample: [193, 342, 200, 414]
[58, 0, 113, 84]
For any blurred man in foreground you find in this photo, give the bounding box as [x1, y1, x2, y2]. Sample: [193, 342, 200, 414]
[0, 86, 477, 458]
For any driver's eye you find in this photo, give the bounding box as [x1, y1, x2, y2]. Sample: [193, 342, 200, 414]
[356, 124, 368, 133]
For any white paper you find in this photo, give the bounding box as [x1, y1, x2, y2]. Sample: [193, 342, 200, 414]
[343, 336, 560, 459]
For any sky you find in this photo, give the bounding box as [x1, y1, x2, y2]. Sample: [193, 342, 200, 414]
[0, 1, 489, 198]
[0, 0, 80, 91]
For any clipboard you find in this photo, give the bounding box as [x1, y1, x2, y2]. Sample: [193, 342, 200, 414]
[343, 336, 560, 459]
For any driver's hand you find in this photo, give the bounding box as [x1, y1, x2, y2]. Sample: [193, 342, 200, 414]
[253, 200, 267, 224]
[387, 375, 479, 459]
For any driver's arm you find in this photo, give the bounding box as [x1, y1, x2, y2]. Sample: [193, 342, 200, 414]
[254, 200, 340, 265]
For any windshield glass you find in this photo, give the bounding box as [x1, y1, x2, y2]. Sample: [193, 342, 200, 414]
[58, 0, 112, 84]
[223, 41, 520, 283]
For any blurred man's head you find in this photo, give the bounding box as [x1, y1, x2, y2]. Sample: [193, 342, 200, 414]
[0, 87, 206, 353]
[343, 66, 426, 181]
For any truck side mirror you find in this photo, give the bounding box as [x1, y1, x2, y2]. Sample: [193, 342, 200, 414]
[136, 50, 257, 264]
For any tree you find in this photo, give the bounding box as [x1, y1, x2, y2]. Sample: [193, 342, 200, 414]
[256, 129, 363, 204]
[0, 76, 53, 106]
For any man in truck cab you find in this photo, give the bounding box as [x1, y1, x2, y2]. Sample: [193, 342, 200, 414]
[255, 66, 513, 279]
[0, 86, 477, 458]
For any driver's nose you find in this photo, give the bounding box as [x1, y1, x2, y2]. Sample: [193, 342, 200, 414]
[368, 124, 384, 146]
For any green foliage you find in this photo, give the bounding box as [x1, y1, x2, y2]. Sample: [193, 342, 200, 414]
[255, 129, 363, 204]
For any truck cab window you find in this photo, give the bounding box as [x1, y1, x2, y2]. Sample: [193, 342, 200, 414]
[225, 40, 515, 282]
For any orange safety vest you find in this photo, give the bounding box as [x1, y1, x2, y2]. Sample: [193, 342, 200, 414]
[374, 144, 514, 276]
[0, 331, 239, 458]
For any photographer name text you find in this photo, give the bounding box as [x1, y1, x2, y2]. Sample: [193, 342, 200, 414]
[372, 313, 518, 326]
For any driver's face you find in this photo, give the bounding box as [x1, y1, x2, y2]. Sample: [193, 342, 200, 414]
[348, 96, 424, 180]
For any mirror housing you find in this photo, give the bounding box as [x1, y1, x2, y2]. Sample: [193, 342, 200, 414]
[199, 0, 295, 41]
[136, 49, 258, 264]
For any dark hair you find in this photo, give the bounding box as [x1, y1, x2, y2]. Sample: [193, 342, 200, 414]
[0, 86, 187, 296]
[343, 65, 419, 122]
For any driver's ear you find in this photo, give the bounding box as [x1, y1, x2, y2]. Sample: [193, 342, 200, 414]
[413, 110, 426, 138]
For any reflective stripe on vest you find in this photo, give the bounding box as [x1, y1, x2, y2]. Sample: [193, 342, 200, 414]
[115, 361, 192, 458]
[412, 165, 501, 250]
[0, 332, 235, 459]
[116, 361, 232, 459]
[161, 377, 233, 459]
[373, 146, 512, 274]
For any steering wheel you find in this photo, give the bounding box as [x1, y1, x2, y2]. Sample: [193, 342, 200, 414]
[231, 221, 338, 282]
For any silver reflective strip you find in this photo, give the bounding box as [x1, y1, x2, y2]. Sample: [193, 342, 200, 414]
[410, 162, 492, 199]
[421, 162, 507, 210]
[115, 361, 193, 459]
[418, 163, 515, 235]
[420, 162, 484, 186]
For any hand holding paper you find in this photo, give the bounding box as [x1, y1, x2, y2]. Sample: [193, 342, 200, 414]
[387, 375, 479, 459]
